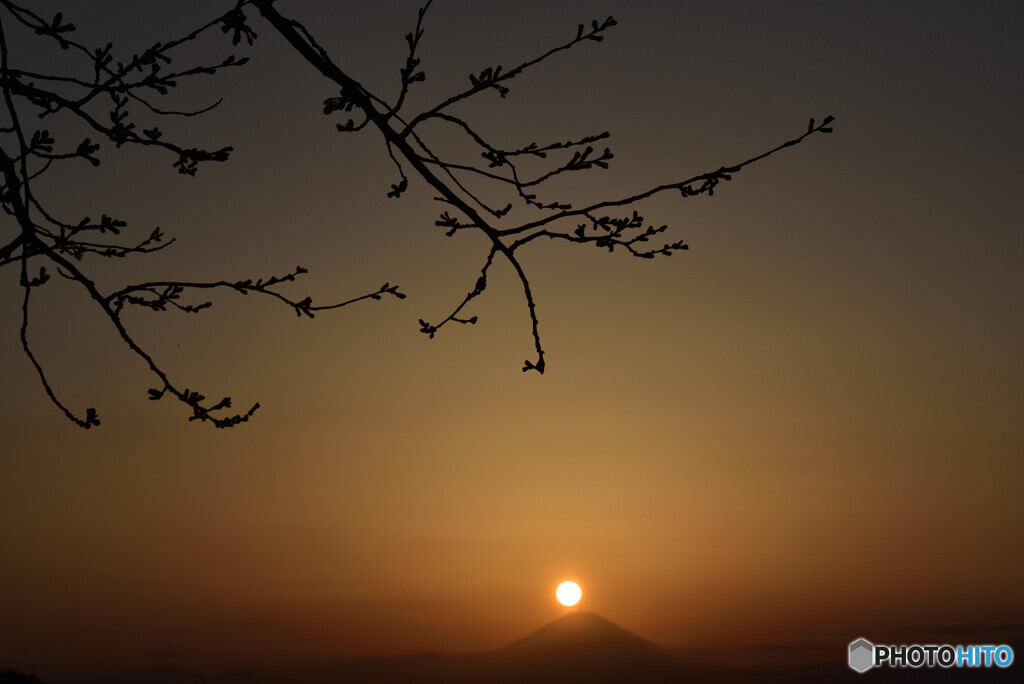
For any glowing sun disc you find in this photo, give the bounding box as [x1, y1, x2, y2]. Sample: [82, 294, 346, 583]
[556, 581, 582, 606]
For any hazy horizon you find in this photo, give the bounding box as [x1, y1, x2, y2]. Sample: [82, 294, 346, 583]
[2, 1, 1022, 681]
[11, 610, 1024, 682]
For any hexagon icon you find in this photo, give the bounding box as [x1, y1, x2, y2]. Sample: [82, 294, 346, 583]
[849, 638, 874, 673]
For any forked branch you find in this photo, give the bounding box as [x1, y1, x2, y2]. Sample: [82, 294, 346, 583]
[1, 2, 402, 427]
[252, 0, 834, 374]
[4, 0, 834, 428]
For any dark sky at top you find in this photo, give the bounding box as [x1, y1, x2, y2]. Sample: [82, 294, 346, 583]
[1, 1, 1022, 679]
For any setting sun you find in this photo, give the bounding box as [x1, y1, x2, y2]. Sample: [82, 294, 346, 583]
[556, 581, 582, 607]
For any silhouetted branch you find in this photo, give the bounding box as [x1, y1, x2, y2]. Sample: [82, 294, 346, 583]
[20, 257, 99, 428]
[418, 245, 495, 339]
[508, 117, 835, 237]
[390, 0, 433, 117]
[108, 270, 405, 318]
[399, 15, 618, 135]
[252, 0, 833, 375]
[4, 0, 833, 428]
[1, 1, 402, 427]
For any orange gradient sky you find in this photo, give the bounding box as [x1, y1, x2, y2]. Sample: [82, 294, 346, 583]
[1, 1, 1022, 680]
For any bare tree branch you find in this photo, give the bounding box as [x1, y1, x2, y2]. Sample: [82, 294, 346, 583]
[252, 0, 833, 375]
[3, 0, 834, 428]
[0, 1, 402, 428]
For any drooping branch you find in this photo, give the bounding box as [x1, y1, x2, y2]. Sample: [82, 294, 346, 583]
[1, 1, 403, 428]
[254, 0, 550, 372]
[4, 0, 834, 428]
[252, 0, 834, 375]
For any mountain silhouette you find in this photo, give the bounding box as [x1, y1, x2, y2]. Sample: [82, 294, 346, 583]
[45, 613, 1019, 683]
[480, 611, 678, 683]
[61, 612, 698, 684]
[289, 611, 690, 683]
[501, 611, 661, 658]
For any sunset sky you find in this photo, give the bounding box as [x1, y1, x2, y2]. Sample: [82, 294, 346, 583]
[2, 1, 1022, 680]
